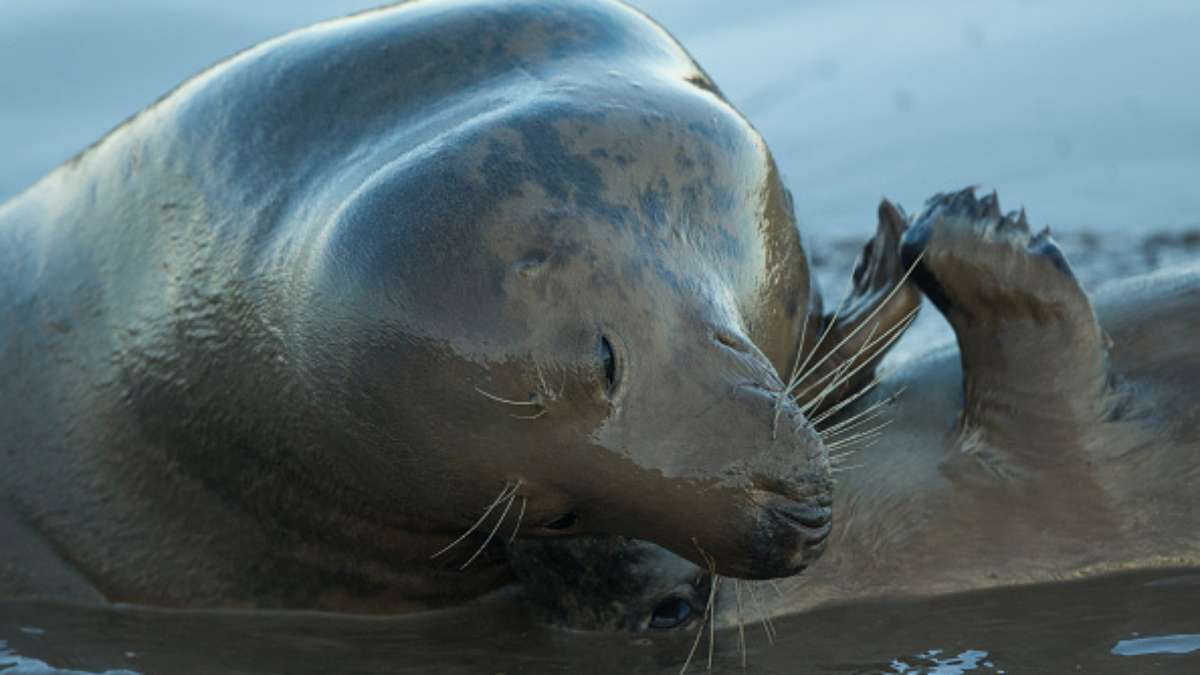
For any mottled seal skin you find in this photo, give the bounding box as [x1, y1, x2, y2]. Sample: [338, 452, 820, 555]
[512, 189, 1200, 631]
[0, 0, 840, 611]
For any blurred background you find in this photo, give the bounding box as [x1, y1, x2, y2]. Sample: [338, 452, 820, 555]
[2, 0, 1198, 239]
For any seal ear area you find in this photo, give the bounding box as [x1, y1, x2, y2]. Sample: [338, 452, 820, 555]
[899, 187, 1113, 452]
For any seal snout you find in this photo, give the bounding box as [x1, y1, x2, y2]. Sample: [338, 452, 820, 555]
[742, 489, 834, 578]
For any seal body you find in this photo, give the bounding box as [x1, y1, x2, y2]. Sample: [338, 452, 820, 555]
[509, 190, 1200, 630]
[0, 0, 838, 611]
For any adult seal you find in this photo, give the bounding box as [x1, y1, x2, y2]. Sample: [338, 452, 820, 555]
[0, 0, 852, 611]
[509, 189, 1200, 632]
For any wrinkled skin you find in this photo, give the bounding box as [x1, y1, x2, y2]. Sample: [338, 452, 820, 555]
[0, 0, 840, 611]
[510, 189, 1200, 632]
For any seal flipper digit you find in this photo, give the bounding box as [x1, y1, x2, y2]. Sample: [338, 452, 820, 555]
[899, 187, 1112, 458]
[796, 199, 922, 412]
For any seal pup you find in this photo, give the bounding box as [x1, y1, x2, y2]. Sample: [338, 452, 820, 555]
[509, 188, 1200, 632]
[0, 0, 841, 611]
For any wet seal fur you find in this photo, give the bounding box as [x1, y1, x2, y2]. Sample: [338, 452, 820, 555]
[0, 0, 853, 611]
[511, 188, 1200, 633]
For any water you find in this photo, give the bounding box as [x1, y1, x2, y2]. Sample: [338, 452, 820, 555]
[1, 569, 1198, 673]
[2, 1, 1200, 236]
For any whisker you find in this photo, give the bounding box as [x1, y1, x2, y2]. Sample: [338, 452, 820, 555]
[767, 580, 786, 602]
[826, 419, 894, 451]
[507, 497, 527, 544]
[832, 463, 865, 474]
[707, 575, 721, 671]
[511, 409, 548, 420]
[680, 598, 710, 675]
[810, 376, 887, 430]
[820, 407, 888, 445]
[682, 539, 719, 675]
[430, 480, 520, 559]
[789, 251, 924, 395]
[798, 305, 919, 411]
[817, 386, 904, 437]
[773, 270, 856, 433]
[745, 582, 776, 644]
[474, 386, 540, 406]
[460, 487, 519, 570]
[799, 349, 860, 420]
[772, 295, 813, 438]
[734, 579, 747, 669]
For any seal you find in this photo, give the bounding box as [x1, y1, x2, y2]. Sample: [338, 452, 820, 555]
[0, 0, 860, 611]
[509, 188, 1200, 633]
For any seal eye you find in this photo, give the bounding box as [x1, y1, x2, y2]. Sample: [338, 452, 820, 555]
[543, 512, 578, 530]
[649, 596, 693, 630]
[598, 336, 617, 397]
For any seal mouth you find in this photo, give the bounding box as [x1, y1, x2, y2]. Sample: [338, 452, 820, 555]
[743, 489, 834, 578]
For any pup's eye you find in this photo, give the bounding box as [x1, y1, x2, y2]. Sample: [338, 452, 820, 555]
[648, 596, 693, 629]
[543, 512, 578, 530]
[598, 336, 617, 397]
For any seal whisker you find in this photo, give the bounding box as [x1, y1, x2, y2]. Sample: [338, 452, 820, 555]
[745, 582, 776, 644]
[773, 266, 856, 435]
[511, 409, 548, 421]
[826, 419, 894, 451]
[772, 296, 814, 438]
[809, 374, 886, 429]
[507, 496, 527, 544]
[733, 579, 747, 669]
[797, 304, 919, 409]
[831, 463, 865, 474]
[679, 577, 716, 674]
[474, 386, 541, 407]
[818, 401, 889, 443]
[430, 480, 520, 560]
[789, 251, 924, 395]
[459, 485, 520, 570]
[816, 386, 904, 437]
[815, 305, 919, 400]
[800, 342, 864, 418]
[707, 574, 721, 671]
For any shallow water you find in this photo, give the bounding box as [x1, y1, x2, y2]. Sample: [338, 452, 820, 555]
[2, 569, 1198, 674]
[3, 1, 1199, 235]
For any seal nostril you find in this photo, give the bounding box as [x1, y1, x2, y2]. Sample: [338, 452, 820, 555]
[543, 512, 578, 530]
[713, 331, 750, 354]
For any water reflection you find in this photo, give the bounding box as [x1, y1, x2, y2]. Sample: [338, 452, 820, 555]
[1, 641, 138, 675]
[888, 649, 1001, 674]
[1, 569, 1197, 674]
[1112, 633, 1200, 657]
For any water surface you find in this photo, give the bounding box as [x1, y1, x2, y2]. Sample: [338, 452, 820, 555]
[2, 569, 1198, 673]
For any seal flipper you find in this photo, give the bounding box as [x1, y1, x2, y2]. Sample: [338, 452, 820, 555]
[899, 188, 1111, 458]
[795, 200, 922, 413]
